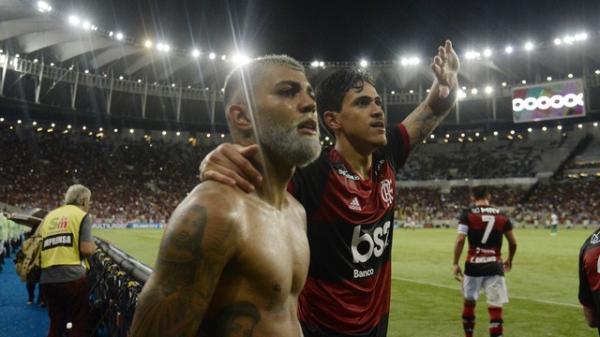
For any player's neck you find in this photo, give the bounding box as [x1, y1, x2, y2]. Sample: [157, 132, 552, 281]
[473, 199, 490, 206]
[334, 136, 374, 179]
[251, 149, 294, 209]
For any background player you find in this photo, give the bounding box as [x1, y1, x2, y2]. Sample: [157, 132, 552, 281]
[452, 185, 517, 337]
[578, 226, 600, 335]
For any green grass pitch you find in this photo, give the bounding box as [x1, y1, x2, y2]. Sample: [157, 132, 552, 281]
[93, 227, 594, 337]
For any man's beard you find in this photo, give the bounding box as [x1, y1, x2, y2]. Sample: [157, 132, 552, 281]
[256, 118, 321, 168]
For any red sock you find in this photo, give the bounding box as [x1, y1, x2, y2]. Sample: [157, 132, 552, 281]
[488, 306, 503, 337]
[462, 301, 476, 337]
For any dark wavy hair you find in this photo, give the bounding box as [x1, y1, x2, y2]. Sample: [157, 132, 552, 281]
[315, 68, 375, 135]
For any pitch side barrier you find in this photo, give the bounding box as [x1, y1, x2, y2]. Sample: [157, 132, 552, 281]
[89, 237, 153, 337]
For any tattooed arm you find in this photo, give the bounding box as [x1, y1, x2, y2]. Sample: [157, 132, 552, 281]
[129, 183, 239, 337]
[402, 40, 459, 148]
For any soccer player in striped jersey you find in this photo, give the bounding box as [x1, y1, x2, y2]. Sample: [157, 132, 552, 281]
[452, 186, 517, 337]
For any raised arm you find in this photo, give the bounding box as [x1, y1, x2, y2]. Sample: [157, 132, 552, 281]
[129, 185, 238, 337]
[402, 40, 460, 148]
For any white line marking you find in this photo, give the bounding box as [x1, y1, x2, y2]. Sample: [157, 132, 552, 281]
[393, 277, 579, 308]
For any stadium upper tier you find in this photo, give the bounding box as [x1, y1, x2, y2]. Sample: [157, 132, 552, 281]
[1, 0, 600, 128]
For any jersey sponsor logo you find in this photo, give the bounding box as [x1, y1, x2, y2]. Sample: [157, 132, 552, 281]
[349, 197, 362, 211]
[472, 207, 500, 214]
[380, 179, 394, 208]
[351, 221, 391, 263]
[470, 256, 497, 263]
[42, 233, 74, 250]
[336, 167, 360, 181]
[353, 268, 375, 279]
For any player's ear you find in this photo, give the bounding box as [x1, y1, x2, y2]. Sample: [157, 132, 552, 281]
[323, 110, 340, 132]
[227, 103, 253, 135]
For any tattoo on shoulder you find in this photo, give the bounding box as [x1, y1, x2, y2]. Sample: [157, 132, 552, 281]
[211, 302, 261, 337]
[161, 204, 208, 264]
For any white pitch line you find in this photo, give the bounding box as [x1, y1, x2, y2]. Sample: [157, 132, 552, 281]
[393, 277, 579, 308]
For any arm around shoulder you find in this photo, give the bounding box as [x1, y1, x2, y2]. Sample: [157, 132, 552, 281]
[129, 183, 241, 337]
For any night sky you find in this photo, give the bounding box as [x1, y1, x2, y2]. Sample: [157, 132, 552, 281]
[42, 0, 600, 61]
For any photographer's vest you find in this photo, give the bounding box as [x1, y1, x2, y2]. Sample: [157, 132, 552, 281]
[40, 205, 89, 269]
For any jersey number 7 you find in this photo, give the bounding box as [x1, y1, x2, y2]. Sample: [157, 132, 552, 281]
[481, 215, 496, 244]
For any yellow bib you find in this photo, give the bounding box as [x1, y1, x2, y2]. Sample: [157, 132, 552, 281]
[40, 205, 88, 269]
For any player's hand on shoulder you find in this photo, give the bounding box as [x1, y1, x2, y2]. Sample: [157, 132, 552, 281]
[452, 264, 463, 282]
[199, 143, 263, 193]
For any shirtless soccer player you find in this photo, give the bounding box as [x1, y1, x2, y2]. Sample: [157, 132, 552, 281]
[129, 55, 321, 337]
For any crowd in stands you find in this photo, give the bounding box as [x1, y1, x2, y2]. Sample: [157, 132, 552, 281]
[399, 142, 540, 180]
[0, 131, 217, 224]
[2, 129, 599, 227]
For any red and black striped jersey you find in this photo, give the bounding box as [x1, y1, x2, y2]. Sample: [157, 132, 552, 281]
[579, 227, 600, 336]
[457, 206, 513, 276]
[288, 124, 410, 337]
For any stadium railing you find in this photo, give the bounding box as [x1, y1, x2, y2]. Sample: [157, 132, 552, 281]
[90, 237, 152, 337]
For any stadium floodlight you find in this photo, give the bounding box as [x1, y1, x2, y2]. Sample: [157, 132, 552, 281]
[221, 134, 225, 138]
[524, 41, 534, 51]
[221, 55, 227, 61]
[409, 90, 414, 94]
[82, 125, 87, 130]
[84, 69, 89, 74]
[594, 122, 598, 127]
[546, 76, 552, 81]
[144, 40, 153, 48]
[162, 131, 167, 136]
[129, 129, 134, 134]
[176, 131, 181, 136]
[0, 117, 3, 122]
[37, 1, 52, 13]
[575, 32, 588, 41]
[115, 32, 124, 41]
[108, 31, 114, 37]
[32, 121, 37, 126]
[430, 134, 435, 139]
[445, 133, 450, 138]
[400, 56, 421, 67]
[557, 125, 563, 130]
[99, 127, 103, 131]
[311, 60, 320, 68]
[359, 59, 369, 68]
[470, 88, 478, 95]
[484, 86, 493, 94]
[426, 89, 431, 93]
[501, 82, 507, 87]
[114, 128, 118, 133]
[483, 48, 492, 58]
[33, 59, 39, 63]
[171, 83, 176, 87]
[66, 124, 71, 129]
[232, 53, 251, 66]
[119, 76, 124, 80]
[493, 131, 498, 136]
[206, 133, 211, 138]
[457, 89, 467, 100]
[137, 79, 142, 83]
[510, 130, 515, 135]
[391, 90, 396, 95]
[81, 21, 92, 31]
[568, 73, 573, 79]
[461, 133, 466, 137]
[475, 132, 480, 137]
[504, 45, 513, 54]
[156, 43, 171, 52]
[542, 126, 547, 131]
[595, 69, 600, 75]
[553, 38, 562, 46]
[49, 62, 54, 67]
[191, 49, 201, 58]
[521, 80, 527, 84]
[209, 52, 216, 60]
[68, 15, 80, 26]
[527, 127, 533, 132]
[464, 50, 480, 60]
[15, 54, 20, 58]
[319, 61, 325, 67]
[578, 124, 583, 129]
